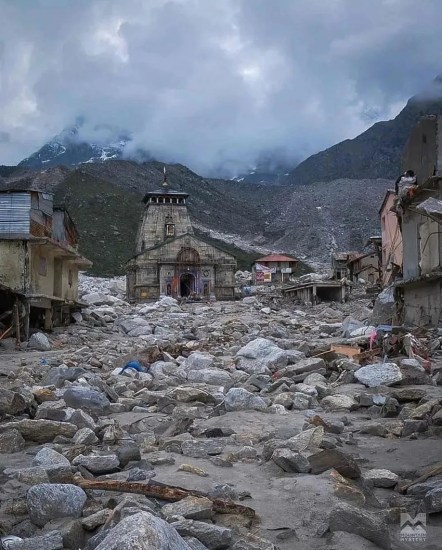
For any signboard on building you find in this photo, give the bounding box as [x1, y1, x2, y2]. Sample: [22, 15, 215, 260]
[281, 268, 292, 274]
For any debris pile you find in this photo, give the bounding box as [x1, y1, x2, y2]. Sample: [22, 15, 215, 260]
[0, 276, 441, 549]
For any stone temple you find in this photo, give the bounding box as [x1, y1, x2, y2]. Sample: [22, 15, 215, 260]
[126, 174, 237, 302]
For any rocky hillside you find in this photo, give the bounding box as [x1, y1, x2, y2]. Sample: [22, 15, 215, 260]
[289, 77, 442, 185]
[0, 161, 390, 275]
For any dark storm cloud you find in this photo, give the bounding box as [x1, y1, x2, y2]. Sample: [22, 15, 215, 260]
[1, 0, 442, 174]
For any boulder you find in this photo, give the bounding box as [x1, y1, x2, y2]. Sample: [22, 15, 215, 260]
[362, 469, 398, 488]
[0, 429, 26, 453]
[354, 363, 402, 388]
[94, 511, 190, 550]
[236, 338, 287, 375]
[321, 395, 358, 411]
[63, 387, 111, 414]
[181, 440, 225, 458]
[328, 502, 391, 549]
[4, 531, 64, 550]
[72, 453, 120, 474]
[183, 353, 215, 370]
[162, 497, 213, 520]
[119, 317, 151, 334]
[27, 484, 87, 527]
[187, 369, 232, 386]
[399, 358, 431, 385]
[173, 519, 232, 550]
[224, 388, 267, 411]
[287, 427, 324, 452]
[43, 366, 86, 388]
[423, 487, 442, 513]
[271, 448, 311, 473]
[32, 447, 70, 468]
[308, 449, 361, 479]
[28, 332, 51, 351]
[0, 419, 77, 443]
[0, 388, 27, 415]
[170, 387, 215, 404]
[73, 427, 99, 445]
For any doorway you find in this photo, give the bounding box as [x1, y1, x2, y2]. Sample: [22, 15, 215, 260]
[180, 273, 195, 297]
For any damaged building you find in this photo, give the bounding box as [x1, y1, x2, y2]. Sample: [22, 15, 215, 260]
[392, 115, 442, 326]
[126, 176, 237, 302]
[0, 187, 92, 340]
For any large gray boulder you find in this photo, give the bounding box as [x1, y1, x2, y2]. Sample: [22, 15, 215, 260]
[27, 484, 87, 527]
[187, 369, 232, 386]
[43, 366, 86, 387]
[32, 447, 71, 468]
[173, 519, 232, 549]
[94, 511, 191, 550]
[236, 338, 287, 375]
[119, 317, 151, 334]
[0, 419, 77, 443]
[182, 353, 215, 371]
[63, 387, 111, 414]
[224, 388, 267, 411]
[0, 429, 26, 453]
[328, 502, 390, 549]
[354, 363, 402, 388]
[28, 332, 51, 351]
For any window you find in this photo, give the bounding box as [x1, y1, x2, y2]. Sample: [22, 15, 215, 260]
[166, 224, 175, 237]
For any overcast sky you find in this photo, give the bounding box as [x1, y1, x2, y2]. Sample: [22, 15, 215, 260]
[1, 0, 442, 175]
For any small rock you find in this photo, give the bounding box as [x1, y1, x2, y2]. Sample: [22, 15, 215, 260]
[178, 464, 209, 477]
[181, 440, 225, 458]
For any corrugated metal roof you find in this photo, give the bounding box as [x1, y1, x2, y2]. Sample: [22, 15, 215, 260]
[255, 254, 297, 262]
[0, 192, 31, 235]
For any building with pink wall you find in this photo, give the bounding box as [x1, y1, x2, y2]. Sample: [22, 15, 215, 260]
[379, 190, 403, 285]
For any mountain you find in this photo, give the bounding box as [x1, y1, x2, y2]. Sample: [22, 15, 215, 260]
[289, 76, 442, 185]
[0, 160, 390, 275]
[18, 122, 146, 169]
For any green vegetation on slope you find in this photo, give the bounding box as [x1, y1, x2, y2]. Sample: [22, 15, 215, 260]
[54, 172, 143, 276]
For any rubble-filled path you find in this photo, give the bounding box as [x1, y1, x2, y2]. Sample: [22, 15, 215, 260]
[0, 276, 441, 550]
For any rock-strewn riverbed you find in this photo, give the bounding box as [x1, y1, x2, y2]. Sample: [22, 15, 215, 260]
[0, 276, 441, 549]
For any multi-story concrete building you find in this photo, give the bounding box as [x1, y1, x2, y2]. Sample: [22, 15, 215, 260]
[0, 187, 92, 337]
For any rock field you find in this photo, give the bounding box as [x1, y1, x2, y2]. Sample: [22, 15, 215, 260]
[0, 275, 442, 549]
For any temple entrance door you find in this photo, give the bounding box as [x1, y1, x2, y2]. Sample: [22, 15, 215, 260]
[180, 273, 195, 297]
